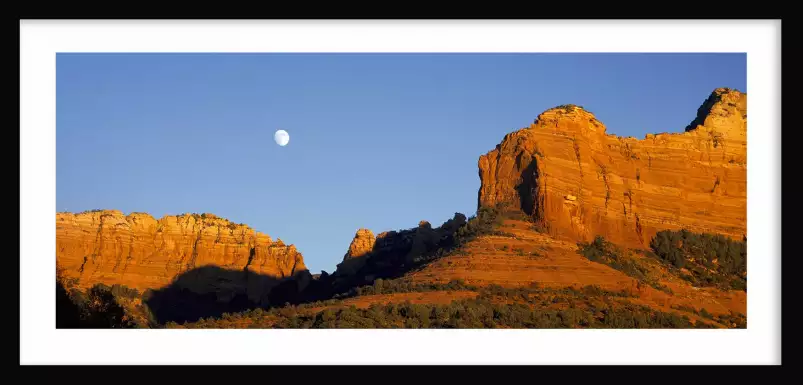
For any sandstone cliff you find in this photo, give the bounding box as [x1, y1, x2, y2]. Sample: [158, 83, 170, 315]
[478, 88, 747, 248]
[56, 210, 310, 302]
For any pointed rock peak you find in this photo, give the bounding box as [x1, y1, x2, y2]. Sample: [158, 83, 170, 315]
[343, 228, 376, 261]
[356, 228, 375, 236]
[684, 87, 747, 134]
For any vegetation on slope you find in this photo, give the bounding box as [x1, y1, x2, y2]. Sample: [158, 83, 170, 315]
[334, 278, 481, 299]
[167, 281, 715, 329]
[576, 236, 673, 294]
[321, 205, 507, 295]
[578, 229, 747, 292]
[671, 304, 747, 328]
[56, 266, 155, 328]
[435, 205, 505, 256]
[416, 203, 529, 263]
[649, 230, 746, 291]
[266, 300, 703, 329]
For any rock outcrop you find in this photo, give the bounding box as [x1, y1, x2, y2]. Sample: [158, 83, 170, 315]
[343, 229, 376, 261]
[56, 210, 310, 303]
[478, 88, 747, 248]
[332, 213, 468, 283]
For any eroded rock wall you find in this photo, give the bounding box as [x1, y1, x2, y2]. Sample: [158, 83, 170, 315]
[478, 88, 747, 248]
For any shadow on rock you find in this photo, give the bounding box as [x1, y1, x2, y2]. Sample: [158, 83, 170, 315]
[144, 265, 310, 324]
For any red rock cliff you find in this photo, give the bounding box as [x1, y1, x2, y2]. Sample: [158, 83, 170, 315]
[478, 88, 747, 248]
[56, 210, 309, 295]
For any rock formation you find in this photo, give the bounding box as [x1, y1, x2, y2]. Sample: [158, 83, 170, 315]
[56, 210, 310, 303]
[343, 229, 376, 261]
[478, 88, 747, 248]
[333, 213, 468, 282]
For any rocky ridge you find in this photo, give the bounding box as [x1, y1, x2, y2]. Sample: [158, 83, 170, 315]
[56, 210, 310, 301]
[478, 88, 747, 248]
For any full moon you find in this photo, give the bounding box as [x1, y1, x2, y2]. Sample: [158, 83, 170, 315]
[274, 130, 290, 146]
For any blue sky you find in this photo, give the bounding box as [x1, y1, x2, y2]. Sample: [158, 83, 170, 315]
[56, 53, 746, 273]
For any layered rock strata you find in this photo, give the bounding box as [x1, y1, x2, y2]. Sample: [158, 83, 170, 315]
[478, 88, 747, 248]
[56, 211, 309, 302]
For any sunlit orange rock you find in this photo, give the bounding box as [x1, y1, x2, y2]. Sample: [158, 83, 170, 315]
[478, 88, 747, 248]
[56, 211, 309, 296]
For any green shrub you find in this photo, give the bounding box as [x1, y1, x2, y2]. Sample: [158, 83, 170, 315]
[577, 236, 672, 292]
[554, 104, 585, 112]
[649, 230, 746, 291]
[80, 284, 136, 328]
[453, 205, 504, 247]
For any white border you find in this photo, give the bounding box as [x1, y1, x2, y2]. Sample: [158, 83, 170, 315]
[20, 20, 781, 365]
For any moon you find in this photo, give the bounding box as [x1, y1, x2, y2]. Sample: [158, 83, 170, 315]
[274, 130, 290, 146]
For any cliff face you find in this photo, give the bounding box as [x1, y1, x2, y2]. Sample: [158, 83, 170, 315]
[478, 88, 747, 248]
[56, 210, 310, 301]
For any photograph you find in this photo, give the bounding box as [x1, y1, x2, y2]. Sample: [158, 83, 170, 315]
[55, 52, 748, 330]
[20, 19, 781, 366]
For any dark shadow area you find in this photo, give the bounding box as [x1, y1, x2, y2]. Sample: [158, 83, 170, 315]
[515, 155, 545, 223]
[56, 278, 135, 328]
[515, 153, 537, 216]
[320, 218, 463, 298]
[515, 157, 552, 235]
[56, 280, 84, 328]
[304, 208, 509, 302]
[143, 266, 310, 324]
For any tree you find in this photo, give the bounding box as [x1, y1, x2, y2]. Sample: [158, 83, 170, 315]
[56, 278, 84, 328]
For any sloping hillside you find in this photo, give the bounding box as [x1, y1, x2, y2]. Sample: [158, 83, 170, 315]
[170, 211, 746, 329]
